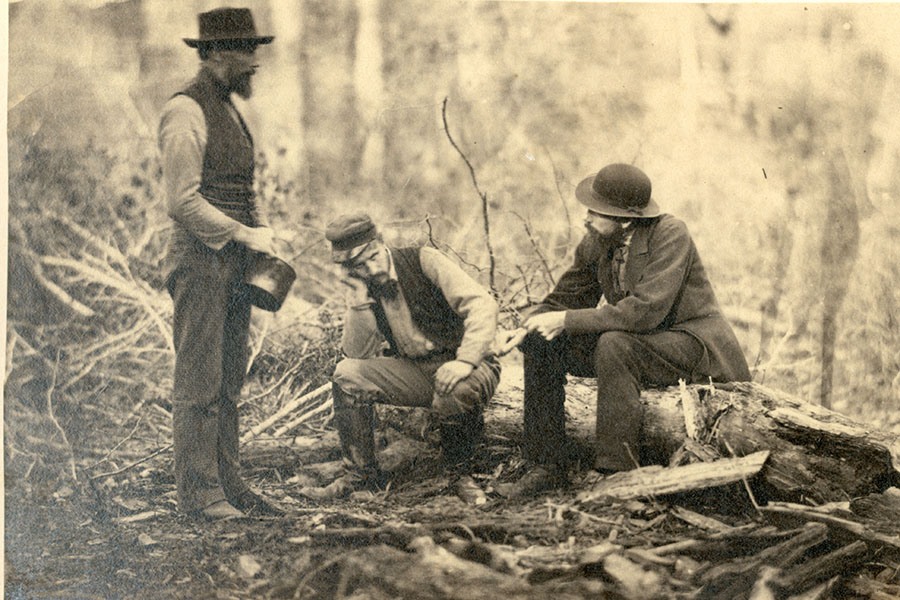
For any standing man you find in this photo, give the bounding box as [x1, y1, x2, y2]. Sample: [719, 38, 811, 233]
[158, 8, 283, 519]
[506, 163, 750, 496]
[300, 214, 501, 500]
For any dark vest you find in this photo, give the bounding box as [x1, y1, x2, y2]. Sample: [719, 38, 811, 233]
[175, 68, 255, 222]
[370, 247, 465, 357]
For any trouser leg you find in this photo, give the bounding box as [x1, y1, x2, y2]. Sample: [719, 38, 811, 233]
[332, 355, 500, 469]
[432, 356, 501, 468]
[220, 281, 252, 502]
[521, 333, 571, 465]
[593, 330, 705, 471]
[331, 383, 378, 478]
[170, 243, 248, 512]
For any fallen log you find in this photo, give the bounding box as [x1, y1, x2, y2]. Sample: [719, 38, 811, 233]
[639, 382, 900, 503]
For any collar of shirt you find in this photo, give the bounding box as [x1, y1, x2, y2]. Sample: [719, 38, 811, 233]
[384, 248, 399, 285]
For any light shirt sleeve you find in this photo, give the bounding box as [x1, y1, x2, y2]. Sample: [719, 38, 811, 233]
[158, 95, 242, 250]
[419, 247, 499, 365]
[340, 288, 384, 358]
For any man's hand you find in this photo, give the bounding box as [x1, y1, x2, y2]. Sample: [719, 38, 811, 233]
[342, 274, 372, 307]
[434, 360, 475, 396]
[495, 328, 527, 356]
[234, 225, 278, 256]
[523, 311, 566, 341]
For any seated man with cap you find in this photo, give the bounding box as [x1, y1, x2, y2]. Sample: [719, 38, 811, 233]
[301, 213, 501, 500]
[504, 163, 750, 496]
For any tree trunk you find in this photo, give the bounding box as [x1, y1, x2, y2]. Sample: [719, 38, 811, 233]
[354, 0, 385, 185]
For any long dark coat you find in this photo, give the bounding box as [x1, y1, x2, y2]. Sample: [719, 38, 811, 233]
[538, 214, 751, 383]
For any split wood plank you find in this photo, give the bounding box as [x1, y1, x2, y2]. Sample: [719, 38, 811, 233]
[577, 450, 769, 502]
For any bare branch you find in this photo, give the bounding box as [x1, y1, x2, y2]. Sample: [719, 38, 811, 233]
[89, 443, 173, 481]
[542, 145, 573, 247]
[46, 351, 78, 482]
[507, 210, 556, 287]
[88, 413, 144, 470]
[441, 97, 496, 294]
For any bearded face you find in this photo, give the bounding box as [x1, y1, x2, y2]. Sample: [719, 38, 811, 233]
[585, 210, 630, 242]
[207, 46, 258, 99]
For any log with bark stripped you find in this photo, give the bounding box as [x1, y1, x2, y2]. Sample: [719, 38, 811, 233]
[639, 382, 900, 502]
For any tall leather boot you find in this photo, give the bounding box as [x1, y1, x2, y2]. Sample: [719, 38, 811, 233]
[300, 384, 381, 500]
[440, 406, 487, 504]
[439, 405, 484, 471]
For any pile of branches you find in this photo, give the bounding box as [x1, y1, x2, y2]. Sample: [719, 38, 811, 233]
[7, 137, 173, 406]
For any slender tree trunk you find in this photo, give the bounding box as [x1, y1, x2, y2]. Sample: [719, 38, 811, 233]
[355, 0, 385, 185]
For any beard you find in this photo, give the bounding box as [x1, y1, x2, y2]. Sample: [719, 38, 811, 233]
[586, 222, 627, 243]
[231, 72, 254, 99]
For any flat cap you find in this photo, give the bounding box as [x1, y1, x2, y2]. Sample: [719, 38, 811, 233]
[325, 213, 378, 263]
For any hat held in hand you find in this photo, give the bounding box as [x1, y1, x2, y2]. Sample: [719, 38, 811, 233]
[575, 163, 661, 218]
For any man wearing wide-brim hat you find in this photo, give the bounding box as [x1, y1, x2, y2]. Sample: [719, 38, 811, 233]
[500, 163, 750, 497]
[158, 7, 284, 520]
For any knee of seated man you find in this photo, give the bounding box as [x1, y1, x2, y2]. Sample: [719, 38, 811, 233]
[332, 358, 371, 397]
[520, 330, 554, 355]
[594, 331, 635, 363]
[432, 379, 481, 421]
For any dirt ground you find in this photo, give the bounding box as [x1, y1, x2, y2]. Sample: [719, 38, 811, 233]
[5, 356, 899, 599]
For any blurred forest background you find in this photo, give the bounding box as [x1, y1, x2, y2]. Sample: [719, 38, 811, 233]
[6, 0, 900, 495]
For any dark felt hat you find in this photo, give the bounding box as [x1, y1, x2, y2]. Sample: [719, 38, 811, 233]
[325, 213, 379, 263]
[183, 8, 274, 48]
[575, 163, 661, 219]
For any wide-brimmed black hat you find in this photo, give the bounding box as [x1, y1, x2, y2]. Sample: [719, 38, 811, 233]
[183, 8, 274, 48]
[575, 163, 661, 219]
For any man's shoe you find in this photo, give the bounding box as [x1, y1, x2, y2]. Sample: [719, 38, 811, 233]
[194, 499, 244, 521]
[498, 465, 565, 499]
[231, 490, 285, 517]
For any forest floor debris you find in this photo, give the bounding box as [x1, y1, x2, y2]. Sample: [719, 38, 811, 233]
[6, 362, 900, 599]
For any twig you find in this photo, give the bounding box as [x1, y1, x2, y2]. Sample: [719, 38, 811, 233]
[89, 443, 173, 481]
[513, 265, 533, 305]
[241, 382, 331, 443]
[543, 145, 573, 246]
[508, 210, 556, 286]
[242, 355, 310, 406]
[441, 97, 496, 294]
[5, 329, 18, 387]
[37, 254, 173, 350]
[88, 414, 144, 470]
[271, 396, 334, 437]
[46, 351, 78, 481]
[424, 215, 438, 248]
[722, 439, 761, 514]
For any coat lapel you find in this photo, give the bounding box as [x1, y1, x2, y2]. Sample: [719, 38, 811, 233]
[622, 222, 653, 292]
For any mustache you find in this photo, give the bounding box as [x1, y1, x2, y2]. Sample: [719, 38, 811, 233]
[585, 222, 627, 241]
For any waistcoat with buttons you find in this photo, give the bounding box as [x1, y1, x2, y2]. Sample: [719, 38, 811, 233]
[175, 68, 255, 226]
[369, 247, 465, 357]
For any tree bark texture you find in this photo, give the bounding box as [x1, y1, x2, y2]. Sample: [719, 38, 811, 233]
[639, 382, 900, 503]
